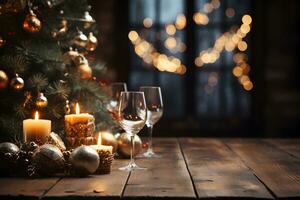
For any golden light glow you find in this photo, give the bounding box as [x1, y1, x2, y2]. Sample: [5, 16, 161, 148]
[242, 15, 252, 25]
[232, 66, 243, 77]
[97, 133, 102, 145]
[128, 31, 139, 42]
[204, 3, 214, 13]
[143, 18, 153, 28]
[226, 8, 235, 18]
[166, 24, 176, 35]
[239, 75, 250, 84]
[195, 57, 204, 67]
[165, 37, 177, 49]
[243, 81, 253, 91]
[211, 0, 220, 9]
[193, 12, 209, 25]
[237, 41, 248, 51]
[76, 103, 80, 114]
[34, 111, 39, 120]
[175, 14, 186, 30]
[240, 24, 251, 34]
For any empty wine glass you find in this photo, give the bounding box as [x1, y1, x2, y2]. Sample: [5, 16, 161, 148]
[106, 82, 127, 118]
[140, 86, 163, 158]
[117, 91, 147, 171]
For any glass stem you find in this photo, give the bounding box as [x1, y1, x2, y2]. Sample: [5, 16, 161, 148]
[130, 135, 135, 165]
[147, 124, 153, 152]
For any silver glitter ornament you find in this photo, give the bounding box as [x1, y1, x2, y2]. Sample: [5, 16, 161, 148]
[0, 142, 20, 155]
[32, 144, 65, 176]
[69, 145, 99, 176]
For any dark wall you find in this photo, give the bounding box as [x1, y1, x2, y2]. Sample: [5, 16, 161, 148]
[253, 0, 300, 137]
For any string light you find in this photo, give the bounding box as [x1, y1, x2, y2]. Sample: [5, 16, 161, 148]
[143, 18, 153, 28]
[128, 31, 186, 74]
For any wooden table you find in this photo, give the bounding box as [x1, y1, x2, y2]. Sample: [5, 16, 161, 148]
[0, 138, 299, 199]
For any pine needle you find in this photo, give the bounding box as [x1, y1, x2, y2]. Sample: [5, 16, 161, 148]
[46, 81, 70, 99]
[29, 73, 49, 90]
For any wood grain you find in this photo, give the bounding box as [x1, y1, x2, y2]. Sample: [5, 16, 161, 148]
[0, 177, 60, 200]
[264, 139, 300, 159]
[123, 138, 196, 199]
[225, 139, 300, 198]
[43, 159, 129, 200]
[179, 138, 273, 199]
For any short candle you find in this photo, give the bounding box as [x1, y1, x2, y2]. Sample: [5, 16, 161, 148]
[90, 133, 113, 153]
[23, 111, 51, 145]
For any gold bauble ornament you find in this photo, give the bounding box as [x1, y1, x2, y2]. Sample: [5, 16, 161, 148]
[10, 73, 24, 90]
[36, 92, 48, 108]
[73, 54, 87, 66]
[62, 47, 79, 65]
[73, 31, 88, 48]
[0, 70, 9, 90]
[97, 131, 118, 153]
[117, 132, 142, 157]
[23, 9, 42, 33]
[0, 36, 6, 48]
[78, 62, 92, 80]
[86, 32, 98, 51]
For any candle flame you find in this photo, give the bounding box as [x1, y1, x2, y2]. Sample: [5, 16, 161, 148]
[75, 103, 80, 114]
[97, 133, 102, 145]
[34, 111, 39, 120]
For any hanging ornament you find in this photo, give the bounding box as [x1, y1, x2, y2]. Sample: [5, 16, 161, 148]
[69, 145, 99, 176]
[32, 144, 65, 176]
[86, 32, 98, 51]
[62, 47, 79, 65]
[10, 73, 24, 90]
[83, 9, 95, 29]
[51, 19, 68, 38]
[117, 132, 142, 157]
[0, 36, 6, 48]
[23, 9, 42, 33]
[64, 100, 70, 114]
[35, 92, 48, 108]
[78, 62, 92, 80]
[73, 30, 88, 48]
[0, 70, 9, 90]
[74, 54, 92, 80]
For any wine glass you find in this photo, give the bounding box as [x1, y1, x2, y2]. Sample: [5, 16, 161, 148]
[139, 86, 163, 158]
[117, 91, 147, 171]
[106, 82, 127, 118]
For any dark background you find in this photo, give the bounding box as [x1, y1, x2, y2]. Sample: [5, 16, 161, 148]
[90, 0, 300, 138]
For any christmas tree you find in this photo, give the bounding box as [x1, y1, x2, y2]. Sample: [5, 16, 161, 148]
[0, 0, 115, 142]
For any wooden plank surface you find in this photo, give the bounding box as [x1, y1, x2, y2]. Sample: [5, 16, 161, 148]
[0, 177, 60, 200]
[225, 139, 300, 199]
[264, 139, 300, 159]
[179, 138, 273, 199]
[123, 138, 196, 199]
[43, 159, 129, 200]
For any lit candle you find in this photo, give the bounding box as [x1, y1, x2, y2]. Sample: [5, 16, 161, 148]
[64, 103, 94, 125]
[90, 133, 113, 154]
[64, 102, 95, 148]
[23, 111, 51, 145]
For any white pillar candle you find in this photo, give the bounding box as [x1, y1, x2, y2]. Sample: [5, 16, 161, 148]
[23, 111, 51, 145]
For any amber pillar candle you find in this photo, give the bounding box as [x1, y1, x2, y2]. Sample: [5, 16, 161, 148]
[64, 103, 95, 148]
[23, 111, 51, 145]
